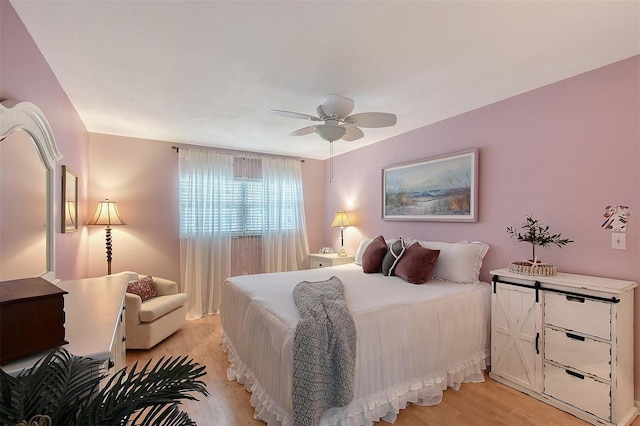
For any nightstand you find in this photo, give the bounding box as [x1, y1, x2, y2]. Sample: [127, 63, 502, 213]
[309, 253, 355, 269]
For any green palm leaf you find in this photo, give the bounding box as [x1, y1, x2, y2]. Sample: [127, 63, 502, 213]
[84, 355, 208, 425]
[0, 349, 103, 425]
[0, 349, 208, 426]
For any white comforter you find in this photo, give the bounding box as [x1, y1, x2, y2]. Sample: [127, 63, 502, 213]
[221, 263, 490, 425]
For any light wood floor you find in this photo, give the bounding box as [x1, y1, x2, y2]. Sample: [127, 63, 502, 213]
[127, 315, 639, 426]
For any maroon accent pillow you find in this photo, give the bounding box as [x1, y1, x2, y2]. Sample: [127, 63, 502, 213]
[361, 235, 387, 273]
[394, 243, 440, 284]
[127, 275, 157, 301]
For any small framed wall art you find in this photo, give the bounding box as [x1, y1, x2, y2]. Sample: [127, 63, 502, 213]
[382, 149, 478, 222]
[61, 165, 78, 233]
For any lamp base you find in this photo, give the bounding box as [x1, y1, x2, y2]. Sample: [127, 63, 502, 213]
[105, 227, 113, 275]
[337, 248, 347, 257]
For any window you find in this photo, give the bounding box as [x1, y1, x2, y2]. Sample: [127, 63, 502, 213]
[179, 175, 296, 237]
[178, 149, 309, 317]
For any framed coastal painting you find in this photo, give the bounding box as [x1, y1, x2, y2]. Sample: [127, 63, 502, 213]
[382, 149, 478, 222]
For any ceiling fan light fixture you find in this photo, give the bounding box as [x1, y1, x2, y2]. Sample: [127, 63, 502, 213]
[315, 125, 346, 142]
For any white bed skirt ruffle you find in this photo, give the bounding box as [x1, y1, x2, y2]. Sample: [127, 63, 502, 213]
[222, 331, 488, 426]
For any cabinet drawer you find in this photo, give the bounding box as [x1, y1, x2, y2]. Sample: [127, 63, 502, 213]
[310, 259, 325, 269]
[544, 327, 611, 380]
[544, 363, 611, 421]
[544, 292, 610, 340]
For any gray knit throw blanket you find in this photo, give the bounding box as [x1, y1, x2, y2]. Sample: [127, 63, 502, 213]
[292, 276, 357, 426]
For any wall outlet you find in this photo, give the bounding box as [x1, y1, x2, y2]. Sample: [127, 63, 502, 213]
[611, 233, 626, 250]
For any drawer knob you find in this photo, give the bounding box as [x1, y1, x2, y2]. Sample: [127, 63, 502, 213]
[565, 369, 585, 380]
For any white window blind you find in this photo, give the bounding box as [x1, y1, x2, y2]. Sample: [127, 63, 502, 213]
[179, 175, 295, 238]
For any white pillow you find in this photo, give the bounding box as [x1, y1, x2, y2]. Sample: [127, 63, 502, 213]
[354, 238, 373, 265]
[416, 240, 489, 283]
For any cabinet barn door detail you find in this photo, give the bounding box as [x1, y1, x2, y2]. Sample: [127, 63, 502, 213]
[491, 282, 542, 392]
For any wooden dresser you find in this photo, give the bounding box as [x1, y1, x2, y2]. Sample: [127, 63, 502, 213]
[0, 277, 67, 364]
[1, 275, 128, 377]
[490, 269, 637, 426]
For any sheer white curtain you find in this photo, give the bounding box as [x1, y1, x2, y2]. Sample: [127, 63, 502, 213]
[179, 149, 309, 320]
[261, 156, 309, 272]
[179, 149, 233, 320]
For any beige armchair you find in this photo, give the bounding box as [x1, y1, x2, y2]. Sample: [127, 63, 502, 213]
[117, 272, 188, 350]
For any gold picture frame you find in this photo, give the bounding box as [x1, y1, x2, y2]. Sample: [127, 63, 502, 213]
[61, 165, 78, 233]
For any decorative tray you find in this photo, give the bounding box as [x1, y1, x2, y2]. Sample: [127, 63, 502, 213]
[509, 261, 557, 277]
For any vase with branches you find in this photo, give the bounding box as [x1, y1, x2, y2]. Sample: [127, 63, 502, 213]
[507, 215, 573, 265]
[0, 348, 208, 426]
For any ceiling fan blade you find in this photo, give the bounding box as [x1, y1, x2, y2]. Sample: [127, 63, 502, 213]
[342, 126, 364, 141]
[344, 112, 397, 128]
[290, 125, 317, 136]
[270, 109, 321, 121]
[322, 95, 354, 119]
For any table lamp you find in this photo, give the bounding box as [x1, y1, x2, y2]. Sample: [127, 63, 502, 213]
[331, 211, 350, 257]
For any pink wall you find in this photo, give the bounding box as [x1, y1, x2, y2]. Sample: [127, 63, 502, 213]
[324, 55, 640, 399]
[1, 0, 90, 280]
[87, 134, 179, 280]
[87, 133, 326, 282]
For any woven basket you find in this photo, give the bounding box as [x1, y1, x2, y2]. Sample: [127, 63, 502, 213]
[509, 261, 557, 277]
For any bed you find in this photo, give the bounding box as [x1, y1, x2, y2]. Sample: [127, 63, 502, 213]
[220, 238, 491, 425]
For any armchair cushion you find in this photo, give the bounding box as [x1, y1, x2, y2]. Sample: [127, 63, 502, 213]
[139, 293, 188, 323]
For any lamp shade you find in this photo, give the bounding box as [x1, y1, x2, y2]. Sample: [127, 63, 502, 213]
[87, 199, 126, 226]
[331, 211, 350, 228]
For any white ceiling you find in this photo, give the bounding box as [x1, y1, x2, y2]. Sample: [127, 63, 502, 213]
[10, 1, 640, 160]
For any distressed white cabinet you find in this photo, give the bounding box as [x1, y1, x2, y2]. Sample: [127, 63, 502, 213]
[490, 269, 637, 426]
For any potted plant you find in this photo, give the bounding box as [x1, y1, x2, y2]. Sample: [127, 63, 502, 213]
[0, 348, 208, 426]
[507, 215, 573, 276]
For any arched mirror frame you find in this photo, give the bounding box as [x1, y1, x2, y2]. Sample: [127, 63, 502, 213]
[0, 100, 63, 283]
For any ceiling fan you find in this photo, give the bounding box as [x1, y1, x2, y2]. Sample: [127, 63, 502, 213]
[270, 94, 397, 142]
